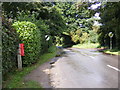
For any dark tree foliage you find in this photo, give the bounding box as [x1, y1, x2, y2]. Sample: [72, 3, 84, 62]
[54, 2, 94, 32]
[2, 2, 66, 37]
[61, 34, 75, 48]
[99, 2, 120, 49]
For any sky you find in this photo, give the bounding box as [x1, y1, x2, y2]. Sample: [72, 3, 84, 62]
[88, 2, 101, 20]
[94, 12, 100, 19]
[90, 2, 102, 26]
[90, 3, 101, 10]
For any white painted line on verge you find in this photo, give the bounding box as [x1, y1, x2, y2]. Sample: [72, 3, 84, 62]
[107, 65, 120, 72]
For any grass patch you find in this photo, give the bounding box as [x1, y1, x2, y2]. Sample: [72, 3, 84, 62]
[3, 46, 57, 88]
[72, 43, 100, 49]
[103, 49, 120, 55]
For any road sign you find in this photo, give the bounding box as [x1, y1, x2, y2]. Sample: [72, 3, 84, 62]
[108, 32, 114, 50]
[108, 32, 114, 38]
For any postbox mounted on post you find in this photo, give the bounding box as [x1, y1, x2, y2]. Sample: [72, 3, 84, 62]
[17, 43, 24, 70]
[19, 43, 25, 56]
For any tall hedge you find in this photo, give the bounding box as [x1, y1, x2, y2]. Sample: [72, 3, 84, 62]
[12, 21, 41, 66]
[2, 17, 19, 77]
[16, 13, 50, 53]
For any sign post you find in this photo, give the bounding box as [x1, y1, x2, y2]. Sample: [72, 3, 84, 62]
[108, 32, 114, 50]
[18, 43, 24, 70]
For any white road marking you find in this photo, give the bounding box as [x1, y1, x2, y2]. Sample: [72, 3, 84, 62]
[82, 53, 88, 56]
[107, 65, 120, 72]
[80, 53, 95, 59]
[89, 56, 95, 59]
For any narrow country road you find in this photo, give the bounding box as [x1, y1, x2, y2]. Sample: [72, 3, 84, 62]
[50, 48, 119, 88]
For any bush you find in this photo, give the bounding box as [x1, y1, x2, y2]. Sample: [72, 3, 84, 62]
[88, 30, 98, 43]
[12, 21, 41, 66]
[16, 13, 50, 53]
[48, 45, 57, 53]
[2, 17, 19, 77]
[79, 32, 89, 44]
[70, 29, 82, 44]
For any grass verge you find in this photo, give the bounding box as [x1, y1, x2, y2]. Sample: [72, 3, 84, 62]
[72, 43, 100, 49]
[103, 49, 120, 55]
[72, 43, 120, 55]
[3, 45, 57, 88]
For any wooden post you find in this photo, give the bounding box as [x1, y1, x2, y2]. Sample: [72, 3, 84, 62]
[108, 32, 114, 50]
[18, 44, 22, 70]
[110, 37, 112, 50]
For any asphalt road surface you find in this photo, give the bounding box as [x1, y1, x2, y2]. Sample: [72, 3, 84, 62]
[50, 48, 119, 88]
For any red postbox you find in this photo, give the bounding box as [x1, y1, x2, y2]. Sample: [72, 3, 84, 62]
[19, 43, 25, 56]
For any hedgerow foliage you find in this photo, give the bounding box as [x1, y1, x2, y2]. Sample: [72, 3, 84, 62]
[12, 21, 41, 66]
[16, 13, 50, 53]
[2, 17, 19, 76]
